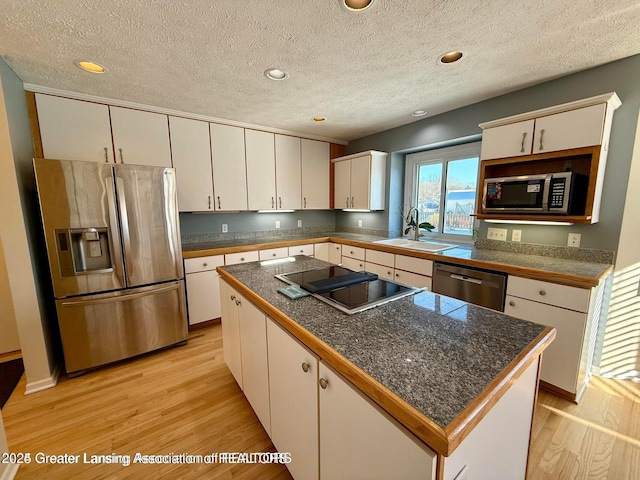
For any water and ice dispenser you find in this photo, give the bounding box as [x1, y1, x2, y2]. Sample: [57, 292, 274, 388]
[55, 227, 113, 276]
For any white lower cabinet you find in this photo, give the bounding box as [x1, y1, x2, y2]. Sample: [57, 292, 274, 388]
[184, 256, 224, 325]
[328, 243, 342, 264]
[314, 243, 329, 262]
[267, 319, 319, 480]
[319, 362, 437, 480]
[504, 275, 601, 398]
[220, 280, 243, 389]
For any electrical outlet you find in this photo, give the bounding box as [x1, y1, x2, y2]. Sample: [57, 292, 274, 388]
[221, 224, 228, 233]
[297, 219, 302, 228]
[275, 220, 280, 229]
[568, 233, 581, 247]
[358, 220, 363, 227]
[487, 227, 507, 241]
[512, 229, 522, 242]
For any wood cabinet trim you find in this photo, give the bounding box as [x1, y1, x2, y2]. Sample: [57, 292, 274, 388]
[26, 91, 44, 158]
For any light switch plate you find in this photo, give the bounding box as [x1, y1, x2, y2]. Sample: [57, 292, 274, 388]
[297, 219, 302, 227]
[221, 224, 228, 233]
[358, 220, 363, 227]
[568, 233, 581, 247]
[487, 227, 507, 241]
[275, 220, 281, 229]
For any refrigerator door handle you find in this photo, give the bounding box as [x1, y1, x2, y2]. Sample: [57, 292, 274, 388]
[105, 175, 126, 284]
[115, 176, 133, 269]
[60, 282, 180, 307]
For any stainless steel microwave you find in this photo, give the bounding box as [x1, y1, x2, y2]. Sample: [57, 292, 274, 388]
[482, 172, 588, 214]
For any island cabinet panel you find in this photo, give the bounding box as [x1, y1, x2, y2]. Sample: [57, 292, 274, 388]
[219, 280, 243, 389]
[442, 358, 539, 480]
[35, 94, 114, 163]
[238, 296, 271, 436]
[184, 255, 224, 325]
[210, 123, 248, 211]
[318, 362, 437, 480]
[267, 319, 319, 480]
[110, 106, 172, 167]
[169, 116, 214, 212]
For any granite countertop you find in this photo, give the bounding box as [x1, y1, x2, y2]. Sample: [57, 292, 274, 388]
[218, 255, 554, 454]
[183, 231, 613, 287]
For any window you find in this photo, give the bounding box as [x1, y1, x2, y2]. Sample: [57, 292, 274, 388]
[404, 142, 481, 239]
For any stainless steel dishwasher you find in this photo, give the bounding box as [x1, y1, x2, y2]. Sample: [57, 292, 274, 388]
[432, 262, 507, 311]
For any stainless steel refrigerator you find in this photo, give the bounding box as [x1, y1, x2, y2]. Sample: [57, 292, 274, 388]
[33, 158, 187, 375]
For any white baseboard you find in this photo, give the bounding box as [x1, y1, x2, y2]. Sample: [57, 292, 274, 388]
[24, 363, 60, 395]
[0, 463, 19, 480]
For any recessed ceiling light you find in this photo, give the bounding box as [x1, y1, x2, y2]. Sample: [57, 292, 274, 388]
[74, 60, 106, 74]
[439, 51, 464, 64]
[313, 117, 326, 122]
[264, 68, 289, 80]
[412, 110, 427, 117]
[341, 0, 375, 12]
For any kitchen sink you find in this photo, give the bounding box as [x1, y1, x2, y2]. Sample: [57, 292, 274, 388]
[373, 238, 458, 253]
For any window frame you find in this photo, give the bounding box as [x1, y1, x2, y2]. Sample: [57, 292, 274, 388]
[403, 141, 481, 243]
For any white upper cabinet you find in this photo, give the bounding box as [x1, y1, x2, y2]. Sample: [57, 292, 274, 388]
[275, 135, 302, 210]
[210, 123, 248, 211]
[246, 129, 276, 210]
[169, 116, 213, 212]
[36, 94, 114, 163]
[332, 150, 387, 210]
[480, 119, 535, 160]
[301, 139, 330, 209]
[109, 106, 172, 167]
[533, 103, 606, 154]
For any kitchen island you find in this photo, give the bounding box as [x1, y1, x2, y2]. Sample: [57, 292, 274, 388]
[217, 255, 555, 480]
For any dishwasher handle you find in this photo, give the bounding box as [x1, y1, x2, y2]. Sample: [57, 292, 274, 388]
[449, 273, 483, 285]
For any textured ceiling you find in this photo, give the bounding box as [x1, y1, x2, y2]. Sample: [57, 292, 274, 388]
[1, 0, 639, 142]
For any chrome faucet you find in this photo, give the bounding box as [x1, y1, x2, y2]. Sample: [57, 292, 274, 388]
[405, 207, 422, 241]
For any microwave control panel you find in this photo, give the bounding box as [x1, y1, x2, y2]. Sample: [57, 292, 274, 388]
[549, 178, 567, 208]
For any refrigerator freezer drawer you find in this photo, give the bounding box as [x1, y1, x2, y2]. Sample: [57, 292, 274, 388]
[56, 280, 187, 373]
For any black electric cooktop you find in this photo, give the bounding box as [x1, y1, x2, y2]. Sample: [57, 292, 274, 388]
[276, 265, 420, 314]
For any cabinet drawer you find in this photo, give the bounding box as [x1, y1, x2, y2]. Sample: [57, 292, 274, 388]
[507, 276, 590, 313]
[288, 244, 314, 257]
[393, 270, 432, 290]
[259, 247, 289, 261]
[364, 262, 394, 281]
[342, 256, 365, 271]
[365, 249, 394, 268]
[342, 245, 365, 261]
[225, 251, 259, 265]
[184, 255, 224, 274]
[395, 255, 433, 277]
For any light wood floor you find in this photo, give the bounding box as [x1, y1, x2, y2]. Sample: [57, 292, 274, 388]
[2, 324, 639, 479]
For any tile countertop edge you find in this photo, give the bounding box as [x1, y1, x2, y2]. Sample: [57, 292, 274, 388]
[184, 235, 612, 289]
[217, 267, 556, 458]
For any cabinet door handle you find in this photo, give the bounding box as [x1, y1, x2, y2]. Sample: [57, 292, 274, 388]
[230, 295, 236, 301]
[240, 257, 245, 261]
[304, 197, 307, 208]
[104, 147, 109, 163]
[118, 148, 125, 164]
[235, 299, 241, 306]
[351, 196, 354, 208]
[539, 290, 546, 296]
[217, 196, 221, 209]
[319, 377, 329, 389]
[346, 197, 349, 208]
[272, 197, 274, 208]
[272, 253, 277, 257]
[279, 197, 282, 209]
[203, 262, 208, 267]
[301, 362, 310, 373]
[538, 129, 545, 151]
[509, 300, 516, 307]
[520, 132, 528, 153]
[208, 196, 212, 209]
